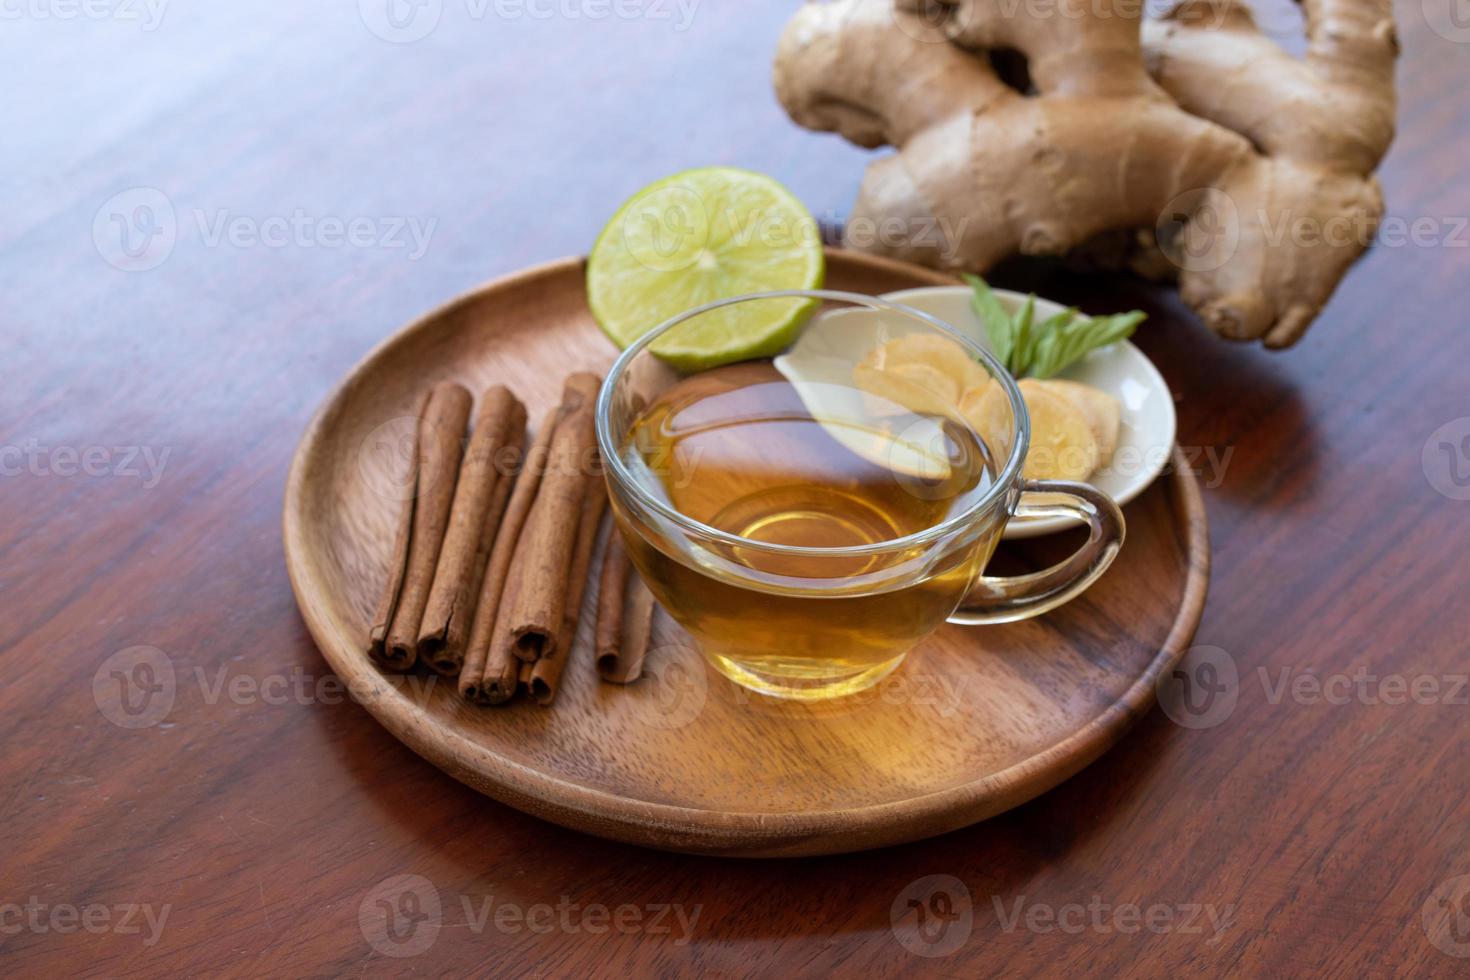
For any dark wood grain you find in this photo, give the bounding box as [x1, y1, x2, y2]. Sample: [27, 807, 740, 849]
[2, 2, 1467, 976]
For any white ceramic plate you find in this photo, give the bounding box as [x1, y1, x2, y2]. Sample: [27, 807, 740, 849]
[879, 287, 1176, 539]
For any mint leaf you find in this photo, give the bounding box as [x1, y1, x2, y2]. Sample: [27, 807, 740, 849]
[965, 274, 1143, 377]
[1028, 308, 1080, 378]
[964, 274, 1015, 370]
[1011, 294, 1036, 377]
[1053, 311, 1145, 377]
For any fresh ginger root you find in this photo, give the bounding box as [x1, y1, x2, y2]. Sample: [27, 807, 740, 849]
[773, 0, 1397, 347]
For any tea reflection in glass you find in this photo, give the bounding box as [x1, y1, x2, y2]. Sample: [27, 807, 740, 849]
[614, 360, 1001, 699]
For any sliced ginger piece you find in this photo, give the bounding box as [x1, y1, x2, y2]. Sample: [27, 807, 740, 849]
[958, 380, 1012, 467]
[1038, 379, 1121, 467]
[1015, 380, 1099, 480]
[961, 378, 1099, 481]
[853, 333, 991, 419]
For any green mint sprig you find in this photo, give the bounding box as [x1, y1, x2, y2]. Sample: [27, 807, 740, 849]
[963, 274, 1145, 379]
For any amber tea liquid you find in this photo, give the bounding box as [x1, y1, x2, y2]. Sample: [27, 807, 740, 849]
[615, 361, 1002, 699]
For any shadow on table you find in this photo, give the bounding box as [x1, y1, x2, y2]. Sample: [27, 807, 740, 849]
[1002, 265, 1322, 506]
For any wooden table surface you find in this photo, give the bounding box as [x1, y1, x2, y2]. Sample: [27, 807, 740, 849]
[3, 3, 1468, 977]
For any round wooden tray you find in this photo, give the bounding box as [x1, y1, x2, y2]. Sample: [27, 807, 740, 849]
[283, 250, 1209, 858]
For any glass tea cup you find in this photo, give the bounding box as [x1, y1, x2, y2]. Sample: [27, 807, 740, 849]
[595, 290, 1124, 701]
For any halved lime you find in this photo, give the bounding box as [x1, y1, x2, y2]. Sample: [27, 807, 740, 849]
[587, 167, 825, 371]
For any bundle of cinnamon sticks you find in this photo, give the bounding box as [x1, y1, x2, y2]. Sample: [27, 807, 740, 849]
[366, 375, 655, 706]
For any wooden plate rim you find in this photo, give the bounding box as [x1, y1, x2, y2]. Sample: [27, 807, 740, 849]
[282, 251, 1209, 851]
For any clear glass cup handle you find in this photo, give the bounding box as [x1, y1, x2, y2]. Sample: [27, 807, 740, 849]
[949, 480, 1125, 626]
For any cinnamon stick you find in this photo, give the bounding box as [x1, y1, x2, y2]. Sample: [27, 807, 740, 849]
[477, 575, 527, 704]
[529, 462, 608, 705]
[596, 533, 656, 685]
[618, 579, 657, 684]
[374, 383, 472, 671]
[417, 386, 526, 675]
[459, 406, 561, 703]
[502, 372, 602, 663]
[464, 373, 602, 705]
[593, 531, 631, 675]
[368, 392, 428, 666]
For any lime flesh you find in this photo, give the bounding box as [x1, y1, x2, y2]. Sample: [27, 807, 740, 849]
[587, 167, 825, 371]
